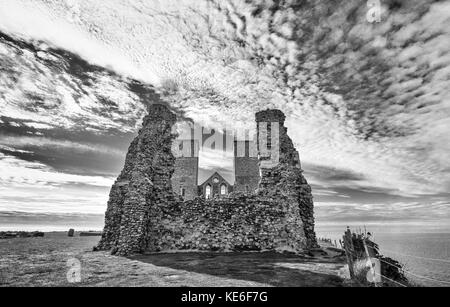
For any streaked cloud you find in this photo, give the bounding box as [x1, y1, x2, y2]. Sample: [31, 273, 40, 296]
[0, 152, 114, 187]
[0, 211, 105, 231]
[315, 200, 450, 225]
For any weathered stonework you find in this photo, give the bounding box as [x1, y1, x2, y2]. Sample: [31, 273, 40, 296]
[171, 139, 199, 200]
[256, 110, 318, 248]
[144, 194, 307, 252]
[97, 104, 177, 255]
[234, 140, 260, 194]
[97, 104, 317, 255]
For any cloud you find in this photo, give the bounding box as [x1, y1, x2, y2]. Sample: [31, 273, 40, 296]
[0, 31, 150, 133]
[0, 0, 160, 85]
[0, 135, 124, 156]
[0, 0, 448, 225]
[0, 185, 108, 214]
[22, 122, 55, 130]
[0, 211, 105, 231]
[198, 147, 235, 184]
[0, 152, 112, 215]
[0, 152, 114, 187]
[315, 200, 450, 225]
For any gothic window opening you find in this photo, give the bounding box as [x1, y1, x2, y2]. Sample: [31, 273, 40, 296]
[205, 184, 212, 199]
[220, 184, 227, 195]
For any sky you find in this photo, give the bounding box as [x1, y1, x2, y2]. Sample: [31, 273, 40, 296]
[0, 0, 449, 233]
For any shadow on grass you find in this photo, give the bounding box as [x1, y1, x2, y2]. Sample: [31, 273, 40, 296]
[129, 252, 344, 287]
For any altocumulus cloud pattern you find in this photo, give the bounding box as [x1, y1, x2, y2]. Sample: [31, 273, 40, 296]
[0, 0, 449, 230]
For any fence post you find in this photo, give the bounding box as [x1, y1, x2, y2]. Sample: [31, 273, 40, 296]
[343, 228, 355, 279]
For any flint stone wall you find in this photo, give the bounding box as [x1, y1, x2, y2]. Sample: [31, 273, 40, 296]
[147, 194, 306, 252]
[256, 109, 318, 248]
[97, 104, 177, 255]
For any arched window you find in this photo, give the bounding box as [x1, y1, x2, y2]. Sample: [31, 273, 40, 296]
[180, 187, 186, 197]
[205, 184, 212, 199]
[220, 184, 227, 195]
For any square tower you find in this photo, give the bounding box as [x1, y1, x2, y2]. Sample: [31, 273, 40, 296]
[233, 139, 260, 194]
[172, 139, 199, 200]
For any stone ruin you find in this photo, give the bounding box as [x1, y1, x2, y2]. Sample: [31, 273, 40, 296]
[97, 104, 318, 256]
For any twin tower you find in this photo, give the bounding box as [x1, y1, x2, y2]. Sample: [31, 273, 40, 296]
[171, 137, 260, 200]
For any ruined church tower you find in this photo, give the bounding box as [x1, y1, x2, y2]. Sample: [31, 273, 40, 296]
[171, 139, 199, 200]
[233, 139, 260, 194]
[255, 110, 318, 248]
[97, 104, 177, 255]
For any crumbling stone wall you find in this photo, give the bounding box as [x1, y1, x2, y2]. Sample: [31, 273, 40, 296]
[97, 104, 177, 255]
[98, 104, 317, 255]
[146, 195, 306, 252]
[256, 110, 318, 248]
